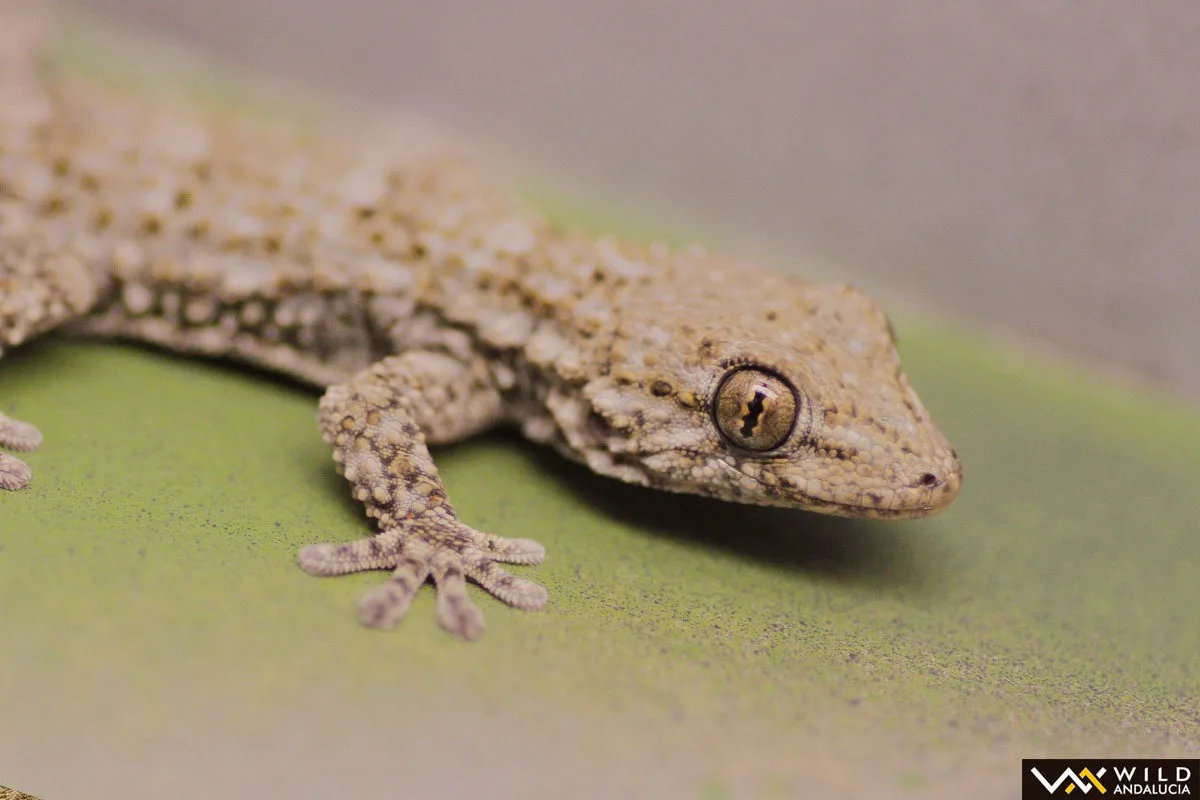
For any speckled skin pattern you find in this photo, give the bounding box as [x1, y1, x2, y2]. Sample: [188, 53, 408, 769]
[0, 5, 961, 638]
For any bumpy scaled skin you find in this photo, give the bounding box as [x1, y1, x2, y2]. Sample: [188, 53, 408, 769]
[0, 5, 961, 639]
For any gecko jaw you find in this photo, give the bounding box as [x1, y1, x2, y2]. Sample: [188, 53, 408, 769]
[714, 457, 961, 519]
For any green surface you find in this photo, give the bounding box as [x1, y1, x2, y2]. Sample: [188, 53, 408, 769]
[1, 317, 1197, 793]
[1, 14, 1198, 797]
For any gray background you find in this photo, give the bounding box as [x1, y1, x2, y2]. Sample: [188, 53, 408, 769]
[72, 0, 1200, 401]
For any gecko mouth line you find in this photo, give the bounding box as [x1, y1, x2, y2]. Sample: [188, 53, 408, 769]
[716, 459, 942, 519]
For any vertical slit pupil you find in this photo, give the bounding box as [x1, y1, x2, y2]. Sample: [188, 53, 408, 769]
[740, 388, 768, 437]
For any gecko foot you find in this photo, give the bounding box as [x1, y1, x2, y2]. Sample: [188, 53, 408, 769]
[0, 453, 32, 490]
[0, 412, 42, 490]
[297, 521, 547, 640]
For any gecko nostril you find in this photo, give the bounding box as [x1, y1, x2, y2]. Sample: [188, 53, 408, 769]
[918, 472, 941, 488]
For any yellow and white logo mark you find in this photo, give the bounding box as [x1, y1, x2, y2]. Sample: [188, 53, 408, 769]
[1030, 766, 1108, 794]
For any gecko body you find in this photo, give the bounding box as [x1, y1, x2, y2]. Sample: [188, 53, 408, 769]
[0, 6, 961, 638]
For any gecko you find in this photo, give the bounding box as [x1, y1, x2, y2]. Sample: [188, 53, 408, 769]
[0, 4, 962, 640]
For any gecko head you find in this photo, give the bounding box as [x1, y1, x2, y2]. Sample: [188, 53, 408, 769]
[580, 262, 962, 519]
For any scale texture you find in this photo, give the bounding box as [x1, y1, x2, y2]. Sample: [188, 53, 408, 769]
[0, 2, 961, 638]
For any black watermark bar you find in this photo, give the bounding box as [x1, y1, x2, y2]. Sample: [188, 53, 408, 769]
[1023, 759, 1199, 797]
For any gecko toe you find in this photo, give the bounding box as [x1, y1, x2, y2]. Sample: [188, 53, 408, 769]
[296, 544, 339, 576]
[436, 591, 486, 641]
[483, 535, 546, 565]
[0, 413, 42, 452]
[297, 530, 402, 576]
[356, 540, 432, 629]
[358, 582, 414, 630]
[0, 453, 32, 490]
[465, 553, 548, 611]
[431, 554, 487, 641]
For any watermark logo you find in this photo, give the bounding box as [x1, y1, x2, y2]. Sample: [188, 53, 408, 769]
[1029, 766, 1107, 794]
[1023, 760, 1198, 798]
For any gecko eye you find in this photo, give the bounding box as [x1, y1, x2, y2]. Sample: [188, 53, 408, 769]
[712, 367, 798, 452]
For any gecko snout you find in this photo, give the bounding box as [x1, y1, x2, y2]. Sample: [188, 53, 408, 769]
[910, 453, 963, 511]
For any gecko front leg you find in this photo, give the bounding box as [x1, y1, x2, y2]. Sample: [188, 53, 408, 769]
[298, 349, 548, 640]
[0, 222, 109, 489]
